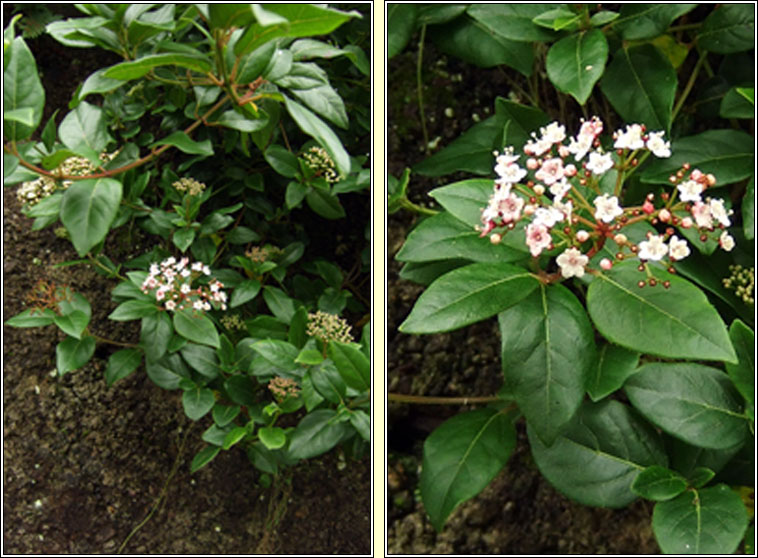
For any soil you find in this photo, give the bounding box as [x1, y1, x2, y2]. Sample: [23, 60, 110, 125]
[386, 42, 661, 554]
[3, 16, 370, 556]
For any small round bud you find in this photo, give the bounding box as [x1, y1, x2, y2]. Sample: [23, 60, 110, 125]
[616, 148, 624, 156]
[706, 173, 716, 186]
[663, 280, 671, 289]
[690, 169, 703, 181]
[699, 234, 708, 242]
[614, 233, 627, 245]
[638, 264, 646, 272]
[529, 196, 537, 204]
[600, 258, 613, 270]
[564, 164, 577, 177]
[490, 233, 502, 245]
[669, 175, 678, 184]
[638, 280, 646, 288]
[659, 209, 671, 222]
[526, 158, 539, 170]
[576, 230, 590, 242]
[642, 201, 655, 214]
[630, 245, 639, 253]
[665, 227, 675, 237]
[648, 278, 657, 287]
[631, 158, 638, 167]
[616, 252, 624, 260]
[681, 217, 693, 228]
[661, 192, 670, 201]
[558, 145, 570, 159]
[676, 170, 684, 179]
[682, 163, 690, 170]
[533, 184, 545, 196]
[579, 178, 587, 186]
[667, 266, 676, 274]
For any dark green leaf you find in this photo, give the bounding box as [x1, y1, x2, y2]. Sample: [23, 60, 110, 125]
[58, 101, 111, 163]
[587, 343, 640, 402]
[180, 343, 219, 380]
[60, 178, 123, 257]
[103, 54, 212, 80]
[586, 262, 737, 362]
[399, 263, 539, 334]
[151, 131, 213, 156]
[467, 4, 560, 42]
[182, 387, 215, 421]
[546, 30, 608, 105]
[288, 409, 352, 459]
[104, 348, 142, 387]
[259, 426, 287, 450]
[652, 485, 749, 553]
[614, 4, 697, 40]
[224, 375, 256, 407]
[289, 83, 348, 129]
[625, 363, 748, 449]
[173, 309, 220, 348]
[56, 335, 96, 375]
[265, 144, 299, 178]
[725, 320, 754, 420]
[420, 408, 516, 531]
[140, 312, 172, 362]
[631, 465, 688, 501]
[698, 4, 755, 54]
[5, 308, 57, 328]
[53, 310, 89, 339]
[212, 403, 240, 427]
[387, 4, 418, 59]
[190, 445, 220, 473]
[109, 299, 158, 321]
[305, 189, 346, 220]
[230, 279, 261, 308]
[720, 87, 755, 118]
[743, 177, 754, 240]
[262, 286, 297, 323]
[529, 399, 667, 507]
[251, 339, 299, 373]
[349, 409, 370, 441]
[310, 360, 346, 404]
[328, 341, 370, 392]
[3, 37, 44, 141]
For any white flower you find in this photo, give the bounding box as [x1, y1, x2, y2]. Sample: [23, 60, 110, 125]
[677, 179, 703, 202]
[614, 124, 645, 150]
[593, 194, 624, 223]
[567, 134, 593, 161]
[496, 192, 524, 223]
[524, 135, 553, 157]
[149, 264, 160, 276]
[525, 223, 552, 257]
[638, 234, 668, 261]
[202, 265, 211, 276]
[533, 206, 564, 228]
[155, 288, 167, 301]
[668, 235, 690, 261]
[578, 116, 603, 138]
[191, 262, 204, 272]
[540, 122, 566, 144]
[549, 179, 572, 200]
[535, 158, 564, 186]
[708, 198, 731, 227]
[586, 150, 614, 175]
[646, 131, 671, 158]
[553, 199, 573, 223]
[165, 300, 176, 311]
[180, 283, 191, 294]
[180, 268, 191, 278]
[719, 230, 735, 251]
[495, 161, 527, 184]
[193, 300, 205, 311]
[691, 201, 712, 228]
[556, 247, 589, 278]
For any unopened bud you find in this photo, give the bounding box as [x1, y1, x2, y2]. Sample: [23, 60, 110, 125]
[490, 233, 502, 245]
[614, 233, 627, 245]
[600, 258, 613, 271]
[681, 217, 693, 228]
[558, 145, 570, 158]
[533, 184, 545, 196]
[576, 230, 590, 242]
[526, 158, 539, 170]
[642, 200, 655, 214]
[706, 173, 716, 186]
[564, 164, 577, 177]
[659, 209, 671, 222]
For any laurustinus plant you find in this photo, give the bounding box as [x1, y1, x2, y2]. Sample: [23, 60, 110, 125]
[389, 4, 753, 554]
[3, 4, 370, 480]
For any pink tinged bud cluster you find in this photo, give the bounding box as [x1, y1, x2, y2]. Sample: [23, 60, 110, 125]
[141, 257, 227, 313]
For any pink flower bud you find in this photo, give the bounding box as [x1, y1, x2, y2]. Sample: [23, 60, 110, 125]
[642, 200, 655, 214]
[523, 204, 536, 216]
[564, 164, 577, 177]
[576, 230, 590, 242]
[558, 145, 570, 158]
[681, 217, 693, 228]
[526, 158, 539, 170]
[658, 209, 671, 222]
[600, 258, 613, 270]
[490, 233, 502, 245]
[690, 169, 703, 181]
[706, 173, 716, 186]
[533, 184, 545, 196]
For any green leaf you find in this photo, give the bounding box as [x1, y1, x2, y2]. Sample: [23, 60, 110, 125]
[53, 310, 90, 339]
[208, 4, 254, 30]
[56, 335, 96, 375]
[289, 83, 348, 130]
[640, 130, 755, 186]
[3, 37, 44, 141]
[532, 7, 580, 31]
[420, 408, 516, 531]
[283, 95, 350, 176]
[499, 284, 595, 445]
[310, 360, 346, 404]
[104, 348, 142, 387]
[590, 11, 620, 26]
[145, 356, 184, 390]
[140, 312, 172, 362]
[631, 465, 688, 501]
[180, 343, 219, 380]
[262, 286, 296, 323]
[224, 375, 256, 407]
[288, 409, 352, 460]
[290, 38, 348, 61]
[399, 263, 539, 334]
[387, 4, 418, 59]
[103, 54, 212, 80]
[60, 178, 123, 257]
[151, 131, 213, 156]
[5, 308, 57, 328]
[397, 212, 527, 264]
[305, 189, 345, 220]
[687, 467, 716, 489]
[652, 485, 749, 553]
[182, 387, 215, 421]
[428, 15, 533, 76]
[600, 44, 677, 132]
[625, 363, 748, 450]
[546, 30, 608, 105]
[190, 445, 220, 473]
[587, 343, 640, 402]
[4, 107, 35, 127]
[698, 4, 755, 54]
[251, 340, 299, 373]
[230, 279, 261, 308]
[613, 4, 697, 40]
[109, 299, 158, 321]
[349, 409, 370, 441]
[286, 181, 308, 209]
[259, 426, 287, 450]
[222, 426, 248, 450]
[295, 347, 324, 366]
[58, 102, 112, 163]
[726, 320, 754, 420]
[212, 403, 240, 427]
[173, 228, 195, 253]
[328, 341, 370, 392]
[586, 262, 737, 362]
[720, 87, 755, 118]
[75, 68, 126, 103]
[529, 399, 667, 507]
[173, 309, 220, 348]
[743, 176, 754, 240]
[264, 144, 299, 178]
[467, 4, 560, 42]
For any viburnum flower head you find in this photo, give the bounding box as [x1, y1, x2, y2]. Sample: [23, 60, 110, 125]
[593, 194, 624, 223]
[556, 247, 589, 278]
[141, 257, 227, 312]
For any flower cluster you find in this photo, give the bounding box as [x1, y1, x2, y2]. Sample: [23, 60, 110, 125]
[723, 264, 754, 306]
[172, 177, 206, 196]
[16, 152, 118, 206]
[479, 117, 735, 282]
[140, 257, 227, 312]
[306, 310, 354, 344]
[246, 245, 282, 264]
[268, 376, 300, 400]
[220, 313, 246, 330]
[301, 146, 339, 183]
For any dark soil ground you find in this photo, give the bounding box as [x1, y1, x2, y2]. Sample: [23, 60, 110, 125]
[3, 17, 370, 556]
[386, 42, 661, 554]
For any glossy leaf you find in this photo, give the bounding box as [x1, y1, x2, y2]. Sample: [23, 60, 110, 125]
[59, 102, 112, 163]
[283, 96, 350, 176]
[182, 387, 215, 421]
[743, 176, 754, 240]
[212, 404, 240, 428]
[262, 287, 297, 323]
[109, 299, 158, 321]
[349, 410, 370, 441]
[56, 335, 96, 375]
[428, 179, 499, 225]
[328, 341, 370, 392]
[396, 212, 526, 264]
[180, 343, 219, 380]
[420, 408, 516, 531]
[725, 320, 754, 420]
[288, 409, 352, 460]
[264, 144, 299, 178]
[104, 348, 142, 387]
[252, 340, 299, 373]
[5, 308, 57, 328]
[230, 279, 261, 308]
[545, 30, 607, 105]
[467, 4, 560, 42]
[259, 426, 287, 450]
[586, 262, 737, 362]
[641, 130, 754, 186]
[53, 310, 90, 339]
[3, 37, 44, 141]
[60, 178, 123, 257]
[289, 83, 348, 129]
[600, 44, 677, 132]
[173, 309, 220, 348]
[625, 363, 748, 449]
[587, 343, 640, 402]
[140, 312, 172, 362]
[720, 87, 754, 118]
[653, 485, 749, 553]
[151, 131, 213, 157]
[613, 4, 697, 40]
[306, 189, 346, 220]
[499, 284, 595, 444]
[529, 399, 667, 507]
[190, 445, 220, 473]
[698, 4, 755, 54]
[532, 7, 580, 31]
[103, 54, 211, 80]
[399, 263, 540, 334]
[631, 465, 688, 501]
[387, 4, 418, 59]
[310, 360, 346, 404]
